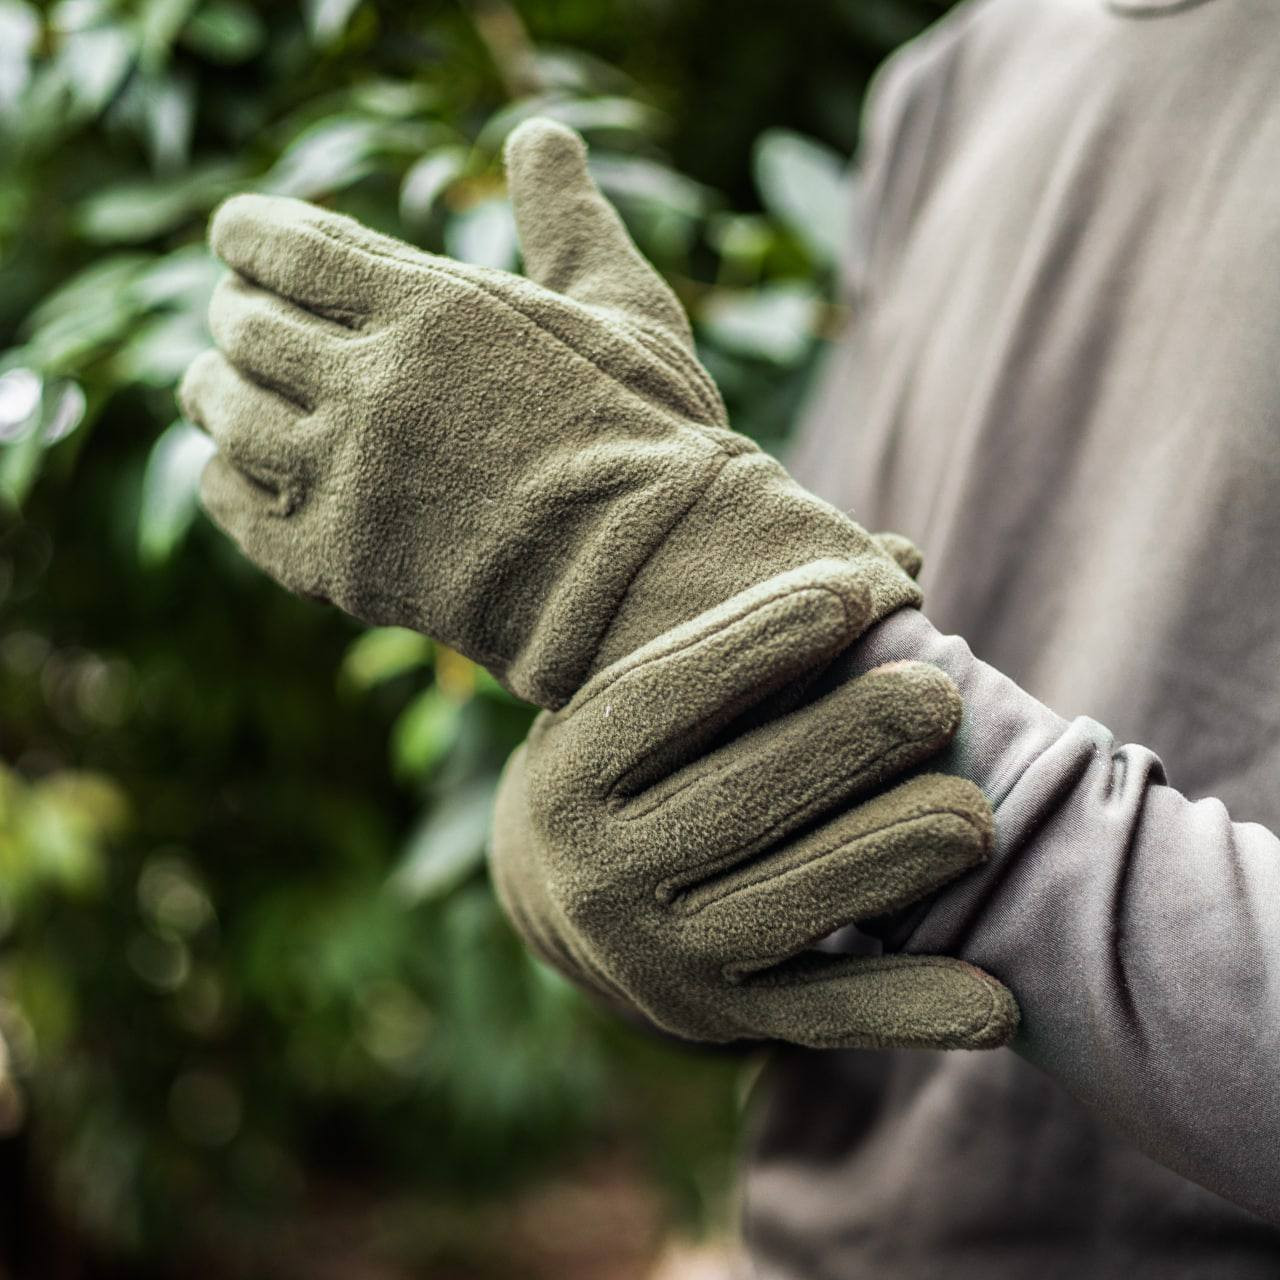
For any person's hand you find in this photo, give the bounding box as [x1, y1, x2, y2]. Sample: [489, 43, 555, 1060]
[178, 118, 918, 709]
[491, 561, 1019, 1050]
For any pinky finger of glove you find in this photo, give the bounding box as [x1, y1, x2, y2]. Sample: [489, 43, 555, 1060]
[727, 951, 1019, 1051]
[874, 531, 924, 581]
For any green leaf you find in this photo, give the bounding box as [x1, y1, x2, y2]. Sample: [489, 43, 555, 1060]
[588, 152, 709, 220]
[0, 366, 41, 443]
[753, 128, 850, 269]
[351, 78, 439, 118]
[444, 198, 517, 271]
[0, 365, 44, 507]
[138, 0, 200, 70]
[76, 184, 185, 244]
[112, 309, 208, 386]
[478, 95, 657, 155]
[0, 371, 87, 505]
[0, 416, 45, 508]
[179, 1, 266, 64]
[391, 778, 498, 903]
[57, 25, 137, 119]
[137, 419, 215, 566]
[19, 256, 152, 371]
[48, 0, 114, 33]
[261, 116, 384, 198]
[587, 152, 712, 260]
[399, 147, 468, 227]
[390, 688, 462, 781]
[0, 1, 39, 112]
[138, 71, 196, 171]
[706, 213, 775, 276]
[40, 380, 87, 444]
[341, 627, 433, 691]
[699, 282, 821, 365]
[74, 161, 246, 244]
[304, 0, 363, 47]
[473, 665, 524, 706]
[130, 245, 221, 310]
[23, 254, 150, 329]
[6, 771, 127, 899]
[531, 47, 637, 96]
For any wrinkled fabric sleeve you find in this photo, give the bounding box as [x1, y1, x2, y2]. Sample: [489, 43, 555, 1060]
[847, 607, 1280, 1225]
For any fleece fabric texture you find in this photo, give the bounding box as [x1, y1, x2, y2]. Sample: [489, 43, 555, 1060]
[178, 117, 919, 711]
[490, 562, 1018, 1051]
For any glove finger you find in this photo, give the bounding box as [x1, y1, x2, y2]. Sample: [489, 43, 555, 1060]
[669, 773, 991, 965]
[179, 348, 309, 513]
[874, 531, 923, 580]
[727, 952, 1019, 1051]
[210, 193, 405, 322]
[209, 273, 346, 409]
[633, 661, 961, 863]
[553, 560, 873, 794]
[504, 117, 694, 349]
[199, 452, 327, 601]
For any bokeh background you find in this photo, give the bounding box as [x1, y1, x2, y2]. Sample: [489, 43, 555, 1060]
[0, 1, 952, 1275]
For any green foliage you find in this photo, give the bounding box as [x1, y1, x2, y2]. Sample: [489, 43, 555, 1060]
[0, 0, 949, 1272]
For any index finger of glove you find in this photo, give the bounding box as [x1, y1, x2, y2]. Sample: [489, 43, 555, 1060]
[210, 194, 403, 323]
[551, 560, 873, 795]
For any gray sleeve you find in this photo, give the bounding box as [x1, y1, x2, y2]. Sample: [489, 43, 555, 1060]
[850, 607, 1280, 1225]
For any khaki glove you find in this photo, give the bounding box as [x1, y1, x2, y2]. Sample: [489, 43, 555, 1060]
[490, 561, 1019, 1051]
[178, 118, 918, 709]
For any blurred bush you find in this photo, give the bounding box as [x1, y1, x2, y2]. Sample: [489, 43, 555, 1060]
[0, 0, 950, 1275]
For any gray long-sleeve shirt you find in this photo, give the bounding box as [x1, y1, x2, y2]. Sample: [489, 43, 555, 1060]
[744, 0, 1280, 1272]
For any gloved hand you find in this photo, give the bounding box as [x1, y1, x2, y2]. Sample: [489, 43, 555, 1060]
[490, 560, 1020, 1050]
[178, 118, 918, 709]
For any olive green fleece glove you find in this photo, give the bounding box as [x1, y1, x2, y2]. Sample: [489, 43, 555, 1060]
[178, 118, 919, 710]
[490, 560, 1019, 1051]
